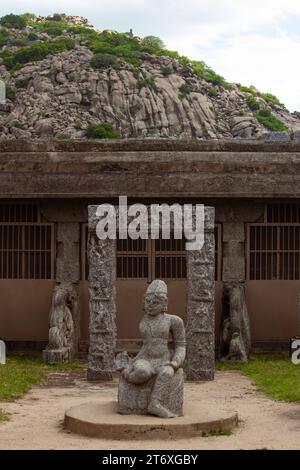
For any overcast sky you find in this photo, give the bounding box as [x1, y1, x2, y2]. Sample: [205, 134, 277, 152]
[1, 1, 300, 111]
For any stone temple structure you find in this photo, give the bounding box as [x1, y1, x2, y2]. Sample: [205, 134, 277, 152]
[87, 203, 215, 381]
[116, 279, 186, 418]
[1, 139, 300, 362]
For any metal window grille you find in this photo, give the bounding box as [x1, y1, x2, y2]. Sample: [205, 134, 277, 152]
[82, 223, 222, 281]
[154, 234, 186, 279]
[215, 224, 222, 281]
[266, 203, 300, 223]
[0, 203, 38, 223]
[0, 224, 55, 279]
[117, 238, 149, 279]
[247, 224, 300, 280]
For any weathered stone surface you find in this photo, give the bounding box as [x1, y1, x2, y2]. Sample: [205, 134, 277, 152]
[259, 132, 290, 141]
[118, 370, 184, 416]
[87, 229, 116, 381]
[0, 15, 299, 140]
[223, 223, 245, 242]
[222, 240, 245, 282]
[186, 207, 215, 381]
[2, 141, 300, 199]
[219, 282, 251, 362]
[116, 280, 186, 418]
[64, 400, 238, 440]
[43, 282, 80, 364]
[34, 118, 54, 138]
[56, 222, 80, 283]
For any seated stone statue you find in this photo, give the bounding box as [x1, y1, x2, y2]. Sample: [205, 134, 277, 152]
[116, 279, 186, 418]
[43, 282, 79, 364]
[219, 282, 251, 363]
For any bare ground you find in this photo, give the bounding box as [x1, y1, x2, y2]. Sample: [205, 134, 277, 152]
[0, 370, 299, 450]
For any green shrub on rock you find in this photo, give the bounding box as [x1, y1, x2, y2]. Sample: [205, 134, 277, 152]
[0, 14, 26, 29]
[179, 83, 193, 95]
[86, 122, 119, 139]
[161, 66, 173, 76]
[246, 96, 260, 111]
[256, 109, 288, 131]
[141, 35, 165, 50]
[1, 37, 75, 69]
[137, 75, 157, 91]
[90, 52, 120, 69]
[261, 92, 283, 107]
[0, 29, 9, 47]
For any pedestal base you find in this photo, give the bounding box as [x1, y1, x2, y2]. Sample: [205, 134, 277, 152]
[118, 369, 184, 416]
[64, 400, 238, 440]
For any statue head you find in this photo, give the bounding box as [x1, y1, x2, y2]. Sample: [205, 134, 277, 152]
[144, 279, 168, 316]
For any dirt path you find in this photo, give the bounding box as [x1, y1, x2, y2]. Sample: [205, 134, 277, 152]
[0, 370, 299, 450]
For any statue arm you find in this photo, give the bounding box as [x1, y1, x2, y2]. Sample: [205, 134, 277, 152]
[169, 316, 186, 369]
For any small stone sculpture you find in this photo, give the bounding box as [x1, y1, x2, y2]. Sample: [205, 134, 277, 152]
[0, 340, 6, 365]
[43, 282, 79, 364]
[116, 279, 186, 418]
[219, 282, 251, 363]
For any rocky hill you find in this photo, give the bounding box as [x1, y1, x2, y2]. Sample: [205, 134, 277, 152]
[0, 12, 299, 140]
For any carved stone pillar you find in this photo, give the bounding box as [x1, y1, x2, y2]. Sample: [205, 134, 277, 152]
[87, 205, 215, 382]
[87, 207, 117, 381]
[186, 207, 215, 381]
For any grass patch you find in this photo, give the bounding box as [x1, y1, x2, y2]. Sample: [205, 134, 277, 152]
[256, 108, 288, 132]
[0, 409, 9, 422]
[261, 92, 283, 107]
[218, 356, 300, 402]
[202, 428, 232, 437]
[0, 356, 84, 401]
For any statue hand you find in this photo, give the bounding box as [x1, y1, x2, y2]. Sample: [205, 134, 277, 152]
[165, 360, 179, 371]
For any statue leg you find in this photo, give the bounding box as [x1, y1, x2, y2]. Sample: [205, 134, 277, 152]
[147, 365, 176, 418]
[122, 359, 154, 385]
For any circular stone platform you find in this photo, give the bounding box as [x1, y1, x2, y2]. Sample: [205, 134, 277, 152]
[64, 401, 238, 440]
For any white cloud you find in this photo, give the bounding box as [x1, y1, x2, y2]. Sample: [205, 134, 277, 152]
[0, 1, 300, 110]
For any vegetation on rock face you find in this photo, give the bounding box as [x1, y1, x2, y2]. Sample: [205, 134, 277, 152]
[261, 92, 283, 107]
[0, 14, 26, 29]
[137, 74, 157, 91]
[90, 52, 120, 69]
[246, 96, 260, 111]
[0, 29, 9, 47]
[179, 83, 193, 97]
[161, 65, 173, 76]
[192, 60, 229, 88]
[238, 84, 257, 95]
[0, 12, 297, 139]
[256, 109, 288, 132]
[86, 122, 119, 139]
[141, 35, 165, 50]
[0, 37, 75, 69]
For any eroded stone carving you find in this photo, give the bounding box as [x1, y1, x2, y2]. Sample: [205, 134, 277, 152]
[87, 232, 116, 381]
[43, 282, 79, 364]
[116, 280, 186, 418]
[219, 282, 251, 363]
[0, 340, 6, 365]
